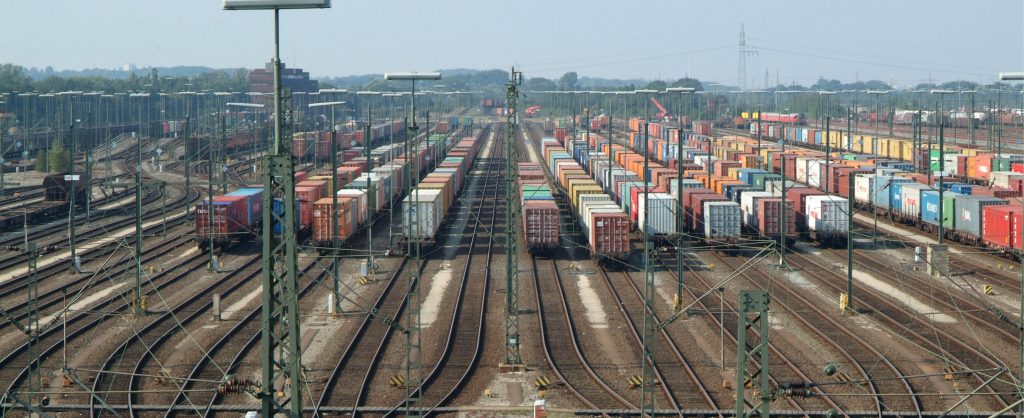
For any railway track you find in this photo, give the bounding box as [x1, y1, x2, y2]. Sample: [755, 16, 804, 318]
[314, 125, 492, 414]
[377, 124, 500, 414]
[532, 255, 634, 413]
[706, 249, 921, 415]
[595, 265, 720, 413]
[0, 240, 210, 409]
[647, 249, 831, 415]
[89, 255, 262, 417]
[0, 186, 196, 336]
[786, 249, 1012, 411]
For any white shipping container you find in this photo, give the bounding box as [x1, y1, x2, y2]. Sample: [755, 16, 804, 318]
[637, 193, 676, 235]
[740, 191, 774, 226]
[337, 189, 368, 223]
[695, 155, 718, 169]
[796, 157, 814, 183]
[806, 195, 849, 235]
[764, 180, 787, 197]
[854, 174, 874, 203]
[943, 154, 964, 176]
[990, 171, 1022, 188]
[807, 159, 825, 188]
[899, 184, 932, 217]
[402, 189, 443, 240]
[670, 179, 703, 198]
[582, 205, 623, 238]
[703, 201, 741, 239]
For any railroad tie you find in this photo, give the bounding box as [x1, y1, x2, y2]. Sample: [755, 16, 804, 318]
[389, 374, 406, 388]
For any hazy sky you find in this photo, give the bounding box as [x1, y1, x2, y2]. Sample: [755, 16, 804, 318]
[4, 0, 1022, 87]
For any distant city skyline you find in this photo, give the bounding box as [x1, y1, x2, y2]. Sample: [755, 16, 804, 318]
[2, 0, 1020, 87]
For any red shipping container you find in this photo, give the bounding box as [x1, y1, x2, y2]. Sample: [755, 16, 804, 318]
[982, 205, 1019, 249]
[1011, 178, 1024, 193]
[554, 128, 567, 143]
[195, 195, 247, 239]
[992, 187, 1022, 199]
[757, 199, 797, 238]
[786, 187, 826, 230]
[292, 136, 308, 159]
[629, 186, 657, 222]
[295, 171, 309, 183]
[297, 180, 329, 198]
[714, 160, 741, 177]
[523, 200, 559, 248]
[1013, 163, 1024, 174]
[589, 211, 630, 257]
[295, 186, 322, 227]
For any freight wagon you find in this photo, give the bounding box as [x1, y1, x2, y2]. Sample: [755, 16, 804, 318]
[520, 162, 560, 252]
[400, 136, 481, 247]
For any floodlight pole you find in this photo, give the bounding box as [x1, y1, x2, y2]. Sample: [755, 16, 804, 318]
[385, 71, 441, 417]
[999, 70, 1024, 418]
[309, 99, 345, 315]
[666, 87, 694, 311]
[220, 2, 331, 415]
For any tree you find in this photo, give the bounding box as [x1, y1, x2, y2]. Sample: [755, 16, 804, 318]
[645, 80, 668, 91]
[559, 72, 578, 91]
[0, 64, 33, 92]
[34, 149, 47, 172]
[671, 77, 703, 91]
[524, 77, 557, 91]
[47, 143, 71, 173]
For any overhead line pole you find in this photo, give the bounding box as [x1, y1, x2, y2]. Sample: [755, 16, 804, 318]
[504, 67, 523, 367]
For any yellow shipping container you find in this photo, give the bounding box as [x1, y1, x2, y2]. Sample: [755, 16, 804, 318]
[889, 139, 904, 160]
[963, 148, 979, 157]
[724, 166, 743, 179]
[860, 136, 873, 155]
[570, 184, 603, 208]
[876, 137, 890, 158]
[900, 141, 915, 163]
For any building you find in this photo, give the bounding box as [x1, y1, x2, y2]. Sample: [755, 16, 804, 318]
[249, 62, 319, 95]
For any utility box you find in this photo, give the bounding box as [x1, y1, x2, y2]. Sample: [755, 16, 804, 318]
[927, 244, 949, 277]
[533, 399, 547, 418]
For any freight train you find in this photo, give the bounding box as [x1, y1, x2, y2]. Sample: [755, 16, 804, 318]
[617, 115, 1024, 256]
[292, 119, 408, 161]
[194, 130, 453, 252]
[540, 137, 631, 262]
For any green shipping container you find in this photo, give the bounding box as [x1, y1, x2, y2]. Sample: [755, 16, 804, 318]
[992, 157, 1021, 172]
[942, 192, 959, 229]
[751, 173, 781, 190]
[842, 154, 857, 161]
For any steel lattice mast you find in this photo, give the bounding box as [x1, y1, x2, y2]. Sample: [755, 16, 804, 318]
[504, 67, 523, 366]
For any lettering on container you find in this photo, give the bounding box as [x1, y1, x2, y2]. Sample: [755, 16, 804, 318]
[962, 209, 971, 221]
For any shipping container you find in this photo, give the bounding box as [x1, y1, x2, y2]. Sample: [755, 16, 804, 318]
[805, 195, 849, 243]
